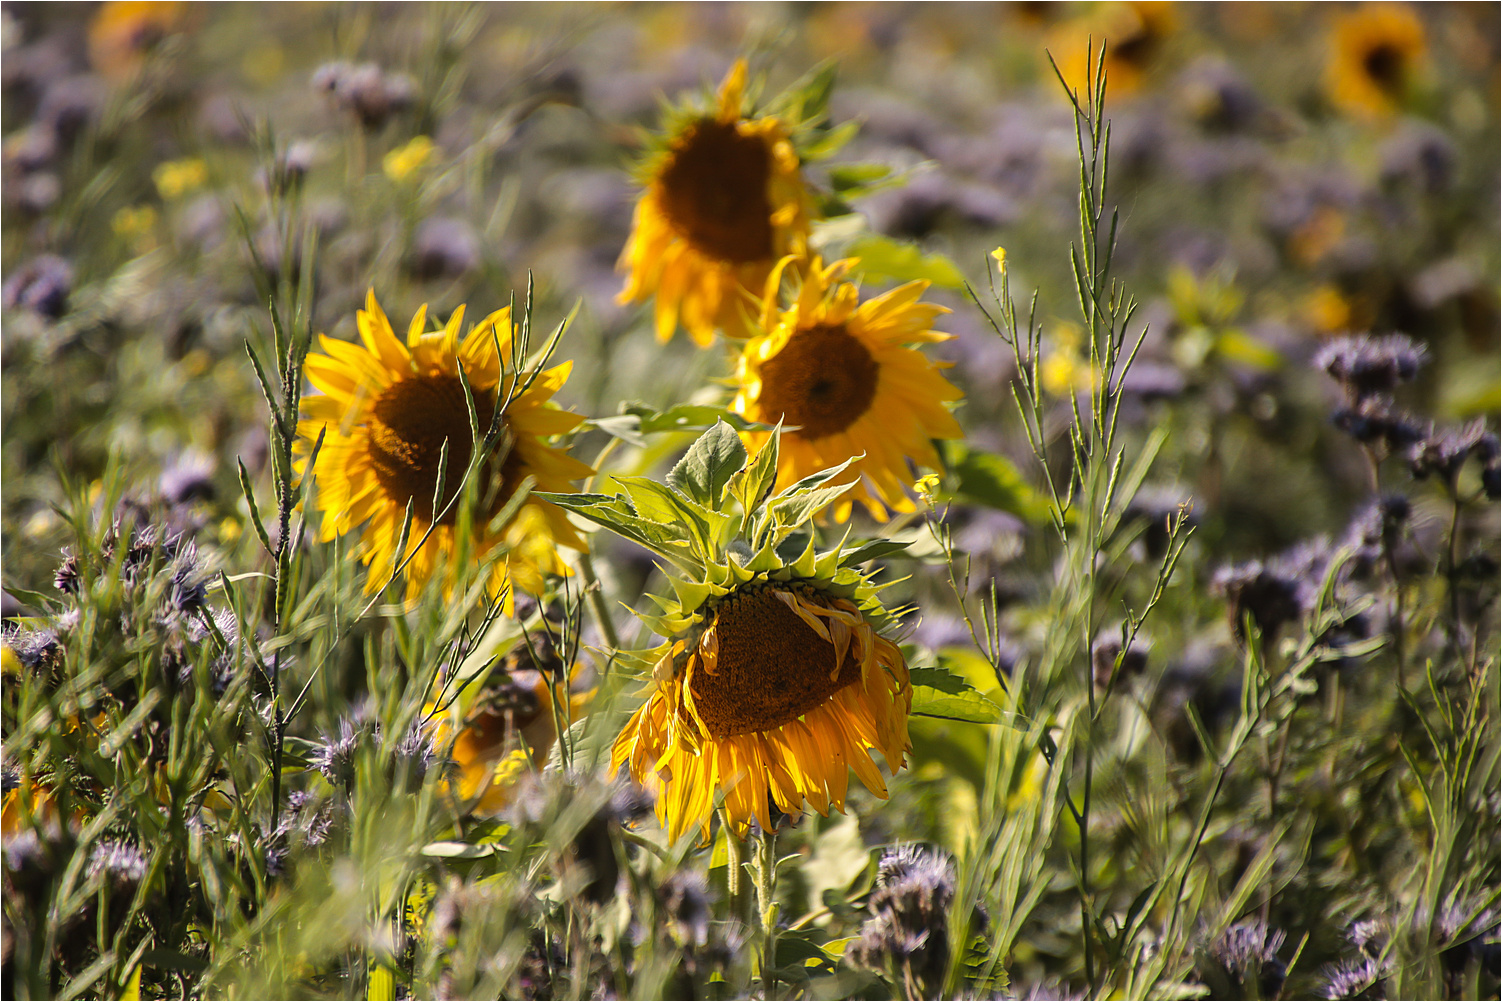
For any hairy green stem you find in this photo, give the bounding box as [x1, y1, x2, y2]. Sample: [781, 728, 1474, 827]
[753, 826, 780, 998]
[724, 813, 746, 921]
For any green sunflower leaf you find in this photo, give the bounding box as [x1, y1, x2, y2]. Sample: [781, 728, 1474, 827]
[846, 235, 966, 289]
[624, 402, 765, 435]
[667, 420, 747, 511]
[587, 414, 646, 447]
[781, 60, 838, 125]
[533, 491, 700, 569]
[909, 665, 1004, 723]
[616, 477, 704, 526]
[799, 118, 860, 161]
[942, 442, 1055, 525]
[772, 452, 859, 500]
[730, 422, 780, 531]
[828, 163, 893, 192]
[767, 482, 857, 533]
[837, 538, 911, 567]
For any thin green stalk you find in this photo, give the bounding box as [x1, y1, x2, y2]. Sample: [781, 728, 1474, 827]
[577, 552, 621, 652]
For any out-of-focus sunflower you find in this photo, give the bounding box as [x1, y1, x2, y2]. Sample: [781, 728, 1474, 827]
[1052, 1, 1178, 98]
[1326, 3, 1426, 120]
[618, 60, 815, 347]
[1, 780, 61, 837]
[88, 1, 188, 82]
[296, 291, 593, 605]
[427, 659, 588, 816]
[731, 257, 963, 521]
[612, 548, 911, 843]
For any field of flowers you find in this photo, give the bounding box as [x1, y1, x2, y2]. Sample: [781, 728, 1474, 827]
[2, 3, 1499, 1000]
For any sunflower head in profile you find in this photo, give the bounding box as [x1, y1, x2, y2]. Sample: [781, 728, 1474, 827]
[618, 60, 817, 347]
[1326, 3, 1426, 120]
[731, 256, 963, 522]
[539, 423, 914, 843]
[296, 291, 593, 606]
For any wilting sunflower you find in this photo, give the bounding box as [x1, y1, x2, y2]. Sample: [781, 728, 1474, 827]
[1326, 3, 1426, 120]
[731, 256, 963, 521]
[537, 426, 915, 843]
[297, 291, 592, 604]
[618, 60, 815, 346]
[613, 575, 911, 842]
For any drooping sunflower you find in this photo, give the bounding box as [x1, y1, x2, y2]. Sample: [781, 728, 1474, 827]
[297, 291, 593, 604]
[618, 60, 815, 347]
[1326, 3, 1426, 120]
[731, 256, 964, 522]
[539, 424, 915, 843]
[616, 576, 911, 842]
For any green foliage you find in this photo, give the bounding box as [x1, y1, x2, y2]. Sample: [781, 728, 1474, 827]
[2, 7, 1498, 1002]
[846, 235, 967, 289]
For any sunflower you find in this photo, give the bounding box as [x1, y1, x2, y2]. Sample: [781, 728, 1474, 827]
[1051, 1, 1178, 98]
[297, 291, 593, 605]
[731, 257, 963, 522]
[2, 780, 62, 837]
[1326, 3, 1426, 120]
[618, 60, 815, 347]
[88, 1, 188, 82]
[534, 423, 920, 843]
[613, 569, 911, 843]
[427, 668, 580, 816]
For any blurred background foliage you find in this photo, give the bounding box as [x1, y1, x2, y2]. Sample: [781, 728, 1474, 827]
[1, 2, 1498, 1000]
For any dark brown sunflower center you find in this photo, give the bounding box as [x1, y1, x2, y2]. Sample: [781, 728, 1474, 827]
[1112, 29, 1158, 68]
[757, 323, 879, 439]
[460, 670, 545, 755]
[1363, 43, 1405, 89]
[367, 374, 518, 526]
[688, 589, 862, 740]
[658, 117, 774, 264]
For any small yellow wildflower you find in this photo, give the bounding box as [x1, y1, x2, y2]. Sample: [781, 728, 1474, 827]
[383, 136, 435, 183]
[914, 474, 942, 507]
[1040, 323, 1099, 397]
[990, 246, 1007, 270]
[112, 204, 158, 253]
[1305, 285, 1353, 334]
[152, 157, 206, 200]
